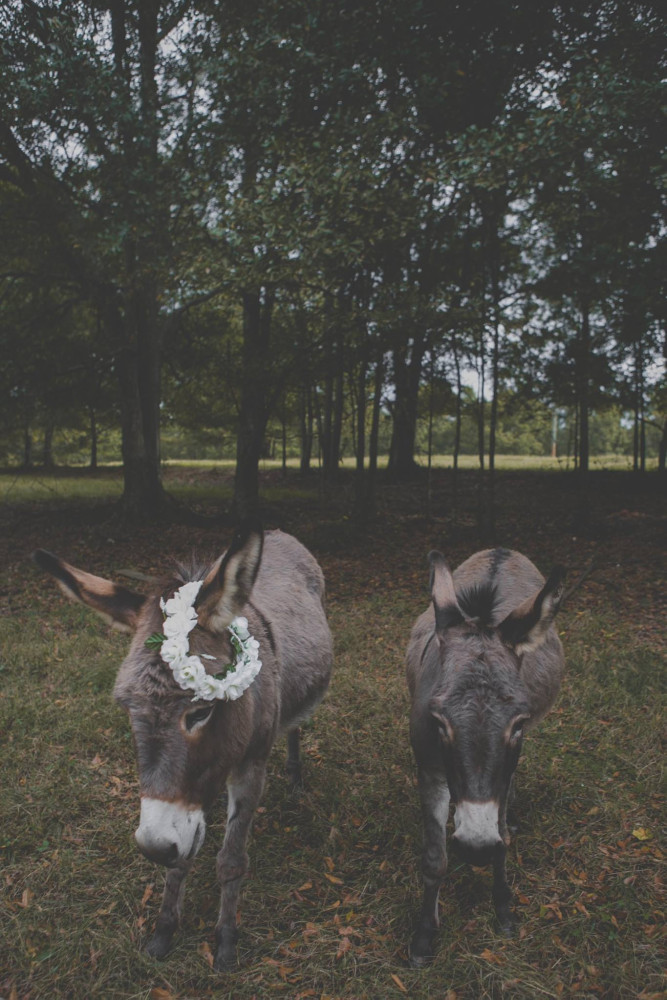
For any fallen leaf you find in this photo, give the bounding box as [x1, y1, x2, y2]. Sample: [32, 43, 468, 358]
[632, 827, 652, 841]
[391, 973, 408, 992]
[336, 936, 352, 959]
[198, 940, 214, 968]
[325, 873, 343, 885]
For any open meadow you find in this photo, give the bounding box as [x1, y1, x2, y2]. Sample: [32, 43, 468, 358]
[1, 465, 664, 1000]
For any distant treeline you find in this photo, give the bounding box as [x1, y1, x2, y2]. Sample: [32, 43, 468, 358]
[3, 394, 659, 470]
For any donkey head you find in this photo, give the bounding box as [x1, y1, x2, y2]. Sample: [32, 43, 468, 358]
[427, 552, 565, 867]
[34, 521, 264, 868]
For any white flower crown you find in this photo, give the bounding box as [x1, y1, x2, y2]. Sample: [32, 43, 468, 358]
[146, 580, 262, 701]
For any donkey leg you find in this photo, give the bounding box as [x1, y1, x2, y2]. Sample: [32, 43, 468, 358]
[214, 760, 267, 971]
[505, 775, 520, 835]
[146, 862, 190, 958]
[286, 727, 302, 791]
[409, 769, 450, 968]
[492, 844, 516, 935]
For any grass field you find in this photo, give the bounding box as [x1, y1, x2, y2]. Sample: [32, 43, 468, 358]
[0, 453, 655, 506]
[0, 466, 664, 999]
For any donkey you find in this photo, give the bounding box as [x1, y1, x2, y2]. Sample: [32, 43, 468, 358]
[34, 521, 333, 971]
[406, 547, 566, 967]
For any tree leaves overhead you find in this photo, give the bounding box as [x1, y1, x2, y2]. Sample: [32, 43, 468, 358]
[0, 1, 664, 502]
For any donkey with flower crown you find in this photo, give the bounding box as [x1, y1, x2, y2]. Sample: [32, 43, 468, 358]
[34, 521, 333, 970]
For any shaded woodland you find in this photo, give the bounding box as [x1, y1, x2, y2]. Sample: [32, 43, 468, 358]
[1, 1, 664, 524]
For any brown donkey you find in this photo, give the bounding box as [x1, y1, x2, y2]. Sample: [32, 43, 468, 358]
[34, 522, 333, 970]
[406, 547, 565, 966]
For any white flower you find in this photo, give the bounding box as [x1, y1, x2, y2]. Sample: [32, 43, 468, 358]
[163, 580, 202, 616]
[175, 657, 206, 687]
[160, 633, 190, 665]
[198, 674, 224, 700]
[163, 610, 198, 638]
[232, 616, 249, 639]
[156, 580, 262, 703]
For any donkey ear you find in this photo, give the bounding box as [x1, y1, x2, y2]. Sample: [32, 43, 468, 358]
[195, 519, 264, 634]
[498, 566, 566, 655]
[33, 549, 146, 633]
[429, 550, 463, 633]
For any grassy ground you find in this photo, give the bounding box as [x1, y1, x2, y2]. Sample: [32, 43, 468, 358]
[0, 452, 655, 506]
[0, 466, 664, 999]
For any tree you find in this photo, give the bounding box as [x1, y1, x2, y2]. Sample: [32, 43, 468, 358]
[0, 1, 216, 518]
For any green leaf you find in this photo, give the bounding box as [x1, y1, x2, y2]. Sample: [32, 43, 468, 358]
[145, 632, 166, 650]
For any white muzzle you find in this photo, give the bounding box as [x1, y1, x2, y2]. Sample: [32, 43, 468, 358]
[452, 799, 502, 850]
[135, 798, 205, 865]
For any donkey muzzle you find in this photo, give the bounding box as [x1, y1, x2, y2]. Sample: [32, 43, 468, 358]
[135, 797, 205, 866]
[451, 799, 503, 867]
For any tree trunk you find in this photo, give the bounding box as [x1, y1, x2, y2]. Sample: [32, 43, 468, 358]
[452, 332, 462, 505]
[232, 288, 273, 518]
[22, 426, 33, 469]
[578, 307, 590, 476]
[353, 342, 369, 517]
[365, 345, 384, 517]
[426, 350, 435, 515]
[113, 2, 168, 522]
[299, 385, 313, 474]
[331, 338, 344, 477]
[477, 333, 485, 471]
[488, 257, 501, 478]
[638, 342, 646, 474]
[42, 420, 55, 469]
[388, 335, 425, 480]
[658, 418, 667, 477]
[281, 405, 287, 477]
[110, 291, 165, 521]
[573, 302, 591, 531]
[89, 407, 98, 469]
[320, 297, 343, 481]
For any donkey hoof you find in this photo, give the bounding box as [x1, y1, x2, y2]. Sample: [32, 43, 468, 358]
[213, 951, 238, 972]
[214, 927, 239, 971]
[496, 908, 518, 937]
[145, 930, 173, 959]
[408, 929, 437, 968]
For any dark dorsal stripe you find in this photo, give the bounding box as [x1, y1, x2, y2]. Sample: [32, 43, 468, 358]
[489, 547, 512, 580]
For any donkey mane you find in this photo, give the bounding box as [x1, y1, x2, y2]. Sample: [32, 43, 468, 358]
[456, 582, 498, 628]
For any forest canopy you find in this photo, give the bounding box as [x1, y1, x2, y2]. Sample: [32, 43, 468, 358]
[0, 1, 664, 518]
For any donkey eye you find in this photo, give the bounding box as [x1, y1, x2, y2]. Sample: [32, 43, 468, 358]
[184, 706, 214, 733]
[509, 720, 525, 745]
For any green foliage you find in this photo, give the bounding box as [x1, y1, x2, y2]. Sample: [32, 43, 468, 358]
[0, 1, 664, 492]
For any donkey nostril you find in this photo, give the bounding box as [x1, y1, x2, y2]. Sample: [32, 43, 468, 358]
[450, 836, 499, 868]
[135, 832, 180, 866]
